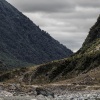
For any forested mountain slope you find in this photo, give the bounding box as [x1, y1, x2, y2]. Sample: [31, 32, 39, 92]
[0, 0, 73, 68]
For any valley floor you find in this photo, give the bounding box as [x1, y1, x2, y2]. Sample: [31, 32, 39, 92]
[0, 83, 100, 100]
[0, 90, 100, 100]
[0, 67, 100, 100]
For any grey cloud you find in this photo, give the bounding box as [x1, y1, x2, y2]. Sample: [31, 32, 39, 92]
[50, 32, 86, 52]
[75, 0, 100, 7]
[23, 11, 98, 51]
[44, 8, 100, 20]
[63, 41, 83, 52]
[7, 0, 75, 12]
[7, 0, 100, 13]
[6, 0, 100, 51]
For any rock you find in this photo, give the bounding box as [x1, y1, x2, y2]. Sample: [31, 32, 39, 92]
[0, 86, 3, 90]
[9, 84, 17, 90]
[0, 90, 13, 96]
[35, 87, 54, 98]
[36, 95, 46, 100]
[31, 99, 37, 100]
[0, 98, 3, 100]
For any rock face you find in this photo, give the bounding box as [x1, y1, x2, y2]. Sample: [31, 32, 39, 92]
[0, 0, 73, 68]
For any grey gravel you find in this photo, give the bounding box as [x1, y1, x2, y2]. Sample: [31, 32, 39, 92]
[0, 90, 100, 100]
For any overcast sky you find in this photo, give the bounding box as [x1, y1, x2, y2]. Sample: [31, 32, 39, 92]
[6, 0, 100, 52]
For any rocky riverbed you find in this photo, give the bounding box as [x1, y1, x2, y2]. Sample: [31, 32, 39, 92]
[0, 83, 100, 100]
[0, 90, 100, 100]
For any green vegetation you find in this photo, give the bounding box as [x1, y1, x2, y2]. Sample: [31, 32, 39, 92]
[0, 0, 100, 85]
[0, 31, 99, 85]
[18, 16, 100, 84]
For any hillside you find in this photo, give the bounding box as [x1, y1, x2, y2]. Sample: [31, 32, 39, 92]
[0, 0, 73, 68]
[21, 15, 100, 84]
[0, 0, 100, 84]
[0, 15, 100, 85]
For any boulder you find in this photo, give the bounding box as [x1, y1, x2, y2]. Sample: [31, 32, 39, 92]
[35, 87, 54, 98]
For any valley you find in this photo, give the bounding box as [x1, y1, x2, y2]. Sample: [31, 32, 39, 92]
[0, 0, 100, 100]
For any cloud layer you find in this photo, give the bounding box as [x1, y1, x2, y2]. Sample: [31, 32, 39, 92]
[7, 0, 100, 52]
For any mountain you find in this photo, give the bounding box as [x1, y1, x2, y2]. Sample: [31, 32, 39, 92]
[16, 15, 100, 85]
[0, 1, 100, 85]
[0, 0, 73, 68]
[0, 15, 99, 85]
[83, 16, 100, 46]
